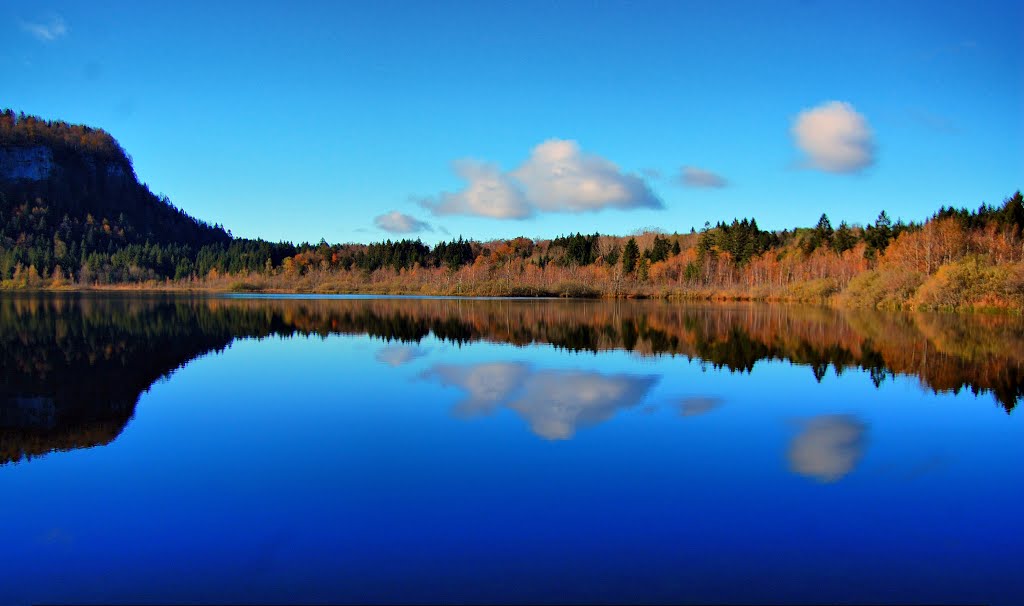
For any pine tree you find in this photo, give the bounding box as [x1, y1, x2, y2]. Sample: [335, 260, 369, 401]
[832, 221, 856, 253]
[1001, 191, 1024, 231]
[622, 238, 640, 273]
[637, 257, 650, 281]
[815, 213, 834, 244]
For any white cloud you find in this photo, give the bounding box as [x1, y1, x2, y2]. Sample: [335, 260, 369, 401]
[373, 211, 432, 234]
[21, 16, 67, 42]
[420, 139, 662, 219]
[788, 415, 868, 482]
[423, 362, 658, 439]
[679, 166, 728, 188]
[792, 101, 875, 174]
[422, 160, 532, 219]
[512, 140, 663, 213]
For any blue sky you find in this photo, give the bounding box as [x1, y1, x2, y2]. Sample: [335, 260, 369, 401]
[3, 0, 1021, 244]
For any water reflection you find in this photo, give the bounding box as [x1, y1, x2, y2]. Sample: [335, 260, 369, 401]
[424, 362, 532, 416]
[0, 295, 234, 465]
[788, 415, 869, 482]
[0, 293, 1020, 463]
[424, 363, 658, 439]
[3, 294, 1021, 606]
[375, 343, 428, 367]
[678, 396, 725, 417]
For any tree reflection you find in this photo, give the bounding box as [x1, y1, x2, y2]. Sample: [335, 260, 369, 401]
[1, 294, 1019, 463]
[0, 295, 237, 465]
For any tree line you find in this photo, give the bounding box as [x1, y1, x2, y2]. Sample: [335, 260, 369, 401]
[2, 110, 1022, 310]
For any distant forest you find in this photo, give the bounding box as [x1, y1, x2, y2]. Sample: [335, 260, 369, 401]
[1, 110, 1022, 310]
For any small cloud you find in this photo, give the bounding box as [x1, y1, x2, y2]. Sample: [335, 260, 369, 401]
[787, 415, 868, 482]
[792, 101, 875, 174]
[21, 16, 67, 42]
[678, 396, 724, 416]
[373, 211, 433, 234]
[679, 166, 728, 188]
[420, 139, 663, 219]
[641, 167, 663, 180]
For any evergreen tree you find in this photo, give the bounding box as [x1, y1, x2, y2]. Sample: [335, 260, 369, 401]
[832, 221, 857, 253]
[604, 244, 620, 266]
[646, 235, 672, 263]
[803, 213, 835, 254]
[621, 238, 640, 273]
[636, 257, 650, 281]
[815, 213, 834, 244]
[1001, 191, 1024, 231]
[864, 210, 893, 257]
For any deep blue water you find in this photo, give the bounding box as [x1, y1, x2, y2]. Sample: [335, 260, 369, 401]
[0, 295, 1021, 604]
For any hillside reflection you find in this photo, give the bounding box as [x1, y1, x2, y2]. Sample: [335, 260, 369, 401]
[2, 294, 1021, 463]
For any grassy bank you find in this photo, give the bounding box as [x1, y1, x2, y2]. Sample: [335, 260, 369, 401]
[7, 257, 1022, 314]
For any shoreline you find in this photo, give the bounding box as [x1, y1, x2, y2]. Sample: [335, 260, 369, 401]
[4, 283, 1020, 314]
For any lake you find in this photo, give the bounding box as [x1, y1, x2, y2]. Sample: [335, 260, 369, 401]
[1, 293, 1021, 605]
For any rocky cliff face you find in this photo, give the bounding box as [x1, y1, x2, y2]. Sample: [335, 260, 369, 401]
[0, 146, 54, 181]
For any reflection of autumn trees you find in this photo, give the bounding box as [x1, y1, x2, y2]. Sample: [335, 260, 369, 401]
[204, 297, 1021, 412]
[2, 295, 1020, 463]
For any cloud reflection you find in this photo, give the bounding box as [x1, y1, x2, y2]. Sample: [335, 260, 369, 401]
[678, 396, 724, 417]
[788, 415, 868, 482]
[424, 362, 658, 439]
[375, 344, 428, 367]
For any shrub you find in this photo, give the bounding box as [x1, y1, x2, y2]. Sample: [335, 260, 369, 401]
[914, 258, 1024, 311]
[228, 280, 264, 293]
[840, 267, 925, 309]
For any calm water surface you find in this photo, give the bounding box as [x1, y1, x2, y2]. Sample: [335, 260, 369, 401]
[1, 294, 1021, 605]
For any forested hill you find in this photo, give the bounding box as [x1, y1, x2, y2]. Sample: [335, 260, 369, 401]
[0, 110, 271, 282]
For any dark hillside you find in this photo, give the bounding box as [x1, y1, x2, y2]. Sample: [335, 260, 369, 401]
[0, 110, 298, 284]
[0, 110, 234, 281]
